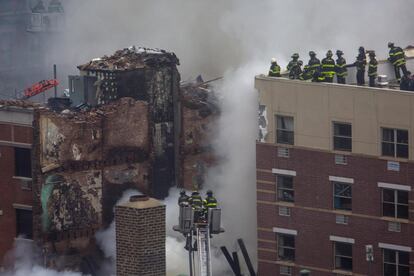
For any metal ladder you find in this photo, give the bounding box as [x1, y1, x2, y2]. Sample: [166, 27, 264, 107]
[197, 226, 212, 276]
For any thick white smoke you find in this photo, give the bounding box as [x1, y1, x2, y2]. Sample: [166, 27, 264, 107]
[1, 239, 82, 276]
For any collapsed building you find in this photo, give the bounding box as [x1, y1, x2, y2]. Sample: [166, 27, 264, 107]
[0, 47, 220, 271]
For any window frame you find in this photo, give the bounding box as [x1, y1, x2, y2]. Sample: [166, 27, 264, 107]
[277, 233, 295, 262]
[14, 147, 32, 178]
[276, 115, 294, 145]
[381, 127, 409, 159]
[333, 181, 352, 211]
[333, 122, 352, 152]
[334, 241, 353, 271]
[15, 208, 33, 240]
[277, 174, 294, 203]
[382, 189, 409, 219]
[383, 249, 410, 276]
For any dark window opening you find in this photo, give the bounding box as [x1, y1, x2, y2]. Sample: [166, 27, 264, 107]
[277, 175, 294, 202]
[334, 242, 353, 271]
[384, 249, 409, 276]
[16, 209, 33, 239]
[333, 122, 352, 151]
[382, 189, 409, 219]
[333, 182, 352, 211]
[276, 115, 294, 145]
[382, 128, 409, 158]
[277, 234, 295, 261]
[14, 148, 32, 178]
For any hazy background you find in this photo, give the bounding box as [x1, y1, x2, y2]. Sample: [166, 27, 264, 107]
[3, 0, 414, 275]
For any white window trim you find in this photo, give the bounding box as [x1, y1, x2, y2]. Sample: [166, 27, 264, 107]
[12, 204, 32, 210]
[378, 242, 412, 252]
[272, 168, 296, 177]
[273, 227, 297, 236]
[329, 176, 354, 184]
[329, 235, 355, 244]
[377, 182, 411, 192]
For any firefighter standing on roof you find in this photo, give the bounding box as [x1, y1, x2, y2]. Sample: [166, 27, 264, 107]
[388, 42, 408, 82]
[354, 46, 367, 86]
[335, 50, 347, 84]
[189, 191, 203, 222]
[368, 51, 378, 87]
[321, 50, 336, 83]
[308, 51, 321, 76]
[287, 53, 303, 79]
[268, 58, 281, 77]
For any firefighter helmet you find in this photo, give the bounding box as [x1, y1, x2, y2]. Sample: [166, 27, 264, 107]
[292, 53, 299, 59]
[271, 58, 277, 63]
[336, 50, 343, 56]
[327, 50, 333, 57]
[309, 51, 316, 57]
[369, 51, 376, 57]
[359, 46, 365, 53]
[180, 190, 186, 196]
[206, 190, 213, 196]
[388, 42, 394, 48]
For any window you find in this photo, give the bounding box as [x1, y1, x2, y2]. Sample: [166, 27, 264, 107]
[383, 249, 409, 276]
[333, 122, 352, 151]
[14, 148, 32, 178]
[276, 115, 294, 145]
[333, 182, 352, 211]
[382, 128, 409, 158]
[277, 175, 294, 202]
[334, 242, 353, 271]
[277, 234, 295, 261]
[382, 189, 409, 219]
[16, 209, 33, 239]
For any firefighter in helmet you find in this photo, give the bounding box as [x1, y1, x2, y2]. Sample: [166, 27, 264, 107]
[178, 190, 189, 206]
[189, 191, 203, 222]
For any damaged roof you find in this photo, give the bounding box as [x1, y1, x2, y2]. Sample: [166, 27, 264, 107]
[0, 99, 41, 109]
[78, 46, 180, 72]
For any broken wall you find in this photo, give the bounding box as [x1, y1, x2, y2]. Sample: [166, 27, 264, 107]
[32, 97, 151, 255]
[180, 84, 220, 190]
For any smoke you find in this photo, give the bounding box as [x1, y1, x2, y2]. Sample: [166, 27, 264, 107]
[50, 0, 414, 82]
[1, 239, 82, 276]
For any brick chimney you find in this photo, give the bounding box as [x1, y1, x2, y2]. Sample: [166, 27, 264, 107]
[115, 195, 166, 276]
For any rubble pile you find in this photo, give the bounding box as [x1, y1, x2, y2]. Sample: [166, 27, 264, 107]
[0, 99, 41, 108]
[78, 46, 180, 71]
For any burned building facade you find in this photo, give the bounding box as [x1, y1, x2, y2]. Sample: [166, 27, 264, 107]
[0, 47, 219, 270]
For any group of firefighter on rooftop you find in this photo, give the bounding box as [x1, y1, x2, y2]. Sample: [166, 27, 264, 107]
[268, 42, 413, 90]
[178, 189, 218, 223]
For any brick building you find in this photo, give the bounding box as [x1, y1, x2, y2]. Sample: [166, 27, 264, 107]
[115, 195, 165, 276]
[256, 76, 414, 275]
[0, 100, 36, 263]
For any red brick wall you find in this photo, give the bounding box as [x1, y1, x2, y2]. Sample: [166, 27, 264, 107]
[257, 142, 414, 276]
[0, 123, 33, 264]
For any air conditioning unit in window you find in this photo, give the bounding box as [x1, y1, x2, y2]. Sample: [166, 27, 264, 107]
[388, 221, 401, 232]
[279, 206, 291, 216]
[280, 265, 292, 275]
[335, 215, 349, 225]
[335, 154, 347, 165]
[278, 147, 290, 158]
[20, 178, 32, 191]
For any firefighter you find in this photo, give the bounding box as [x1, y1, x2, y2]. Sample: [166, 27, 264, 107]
[400, 71, 412, 91]
[388, 42, 408, 82]
[287, 53, 303, 80]
[321, 50, 335, 83]
[312, 69, 325, 82]
[189, 191, 203, 222]
[354, 46, 367, 86]
[335, 50, 347, 84]
[268, 58, 281, 77]
[300, 64, 313, 81]
[308, 51, 321, 77]
[178, 190, 189, 206]
[203, 190, 218, 209]
[368, 51, 378, 87]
